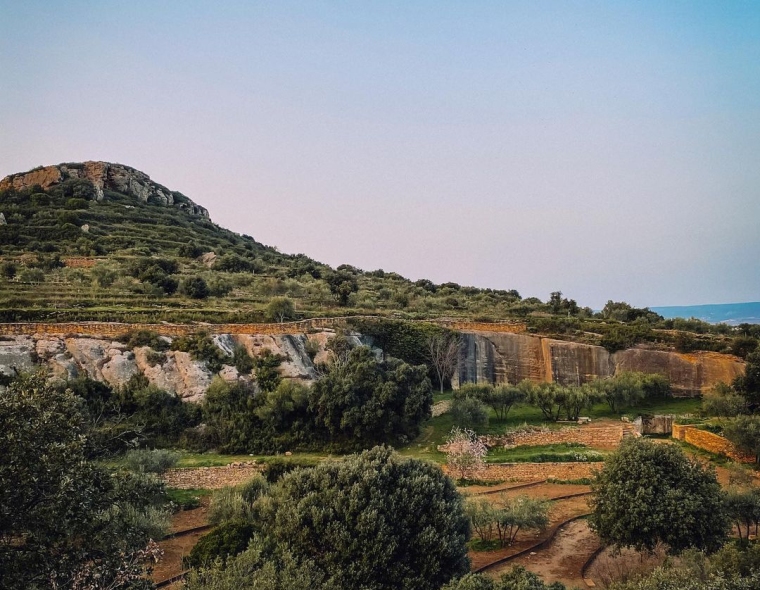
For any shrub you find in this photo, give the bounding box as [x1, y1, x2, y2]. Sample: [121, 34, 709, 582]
[180, 276, 210, 299]
[185, 520, 255, 568]
[451, 396, 490, 429]
[122, 449, 179, 474]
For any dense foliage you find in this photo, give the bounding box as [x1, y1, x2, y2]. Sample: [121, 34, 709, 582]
[0, 373, 170, 589]
[188, 447, 471, 590]
[589, 438, 728, 554]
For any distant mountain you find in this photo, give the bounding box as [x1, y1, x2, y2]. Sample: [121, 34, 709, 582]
[651, 302, 760, 325]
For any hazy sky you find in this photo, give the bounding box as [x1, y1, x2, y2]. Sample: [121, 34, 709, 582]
[1, 1, 759, 309]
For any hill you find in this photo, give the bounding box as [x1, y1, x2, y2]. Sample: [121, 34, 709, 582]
[0, 161, 757, 356]
[652, 302, 760, 326]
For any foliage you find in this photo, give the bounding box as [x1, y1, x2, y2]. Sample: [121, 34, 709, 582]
[122, 448, 179, 474]
[118, 328, 170, 351]
[483, 384, 527, 420]
[593, 372, 670, 413]
[202, 378, 311, 454]
[723, 415, 760, 463]
[451, 395, 490, 429]
[185, 542, 340, 590]
[180, 275, 210, 299]
[723, 488, 760, 541]
[521, 380, 599, 421]
[265, 296, 296, 322]
[231, 345, 254, 375]
[185, 519, 256, 568]
[589, 438, 728, 554]
[466, 495, 549, 547]
[208, 476, 269, 526]
[262, 456, 318, 483]
[251, 349, 284, 393]
[255, 446, 471, 590]
[442, 567, 566, 590]
[733, 350, 760, 411]
[703, 382, 748, 417]
[0, 373, 169, 589]
[172, 331, 229, 372]
[324, 269, 358, 305]
[446, 427, 488, 480]
[308, 346, 433, 447]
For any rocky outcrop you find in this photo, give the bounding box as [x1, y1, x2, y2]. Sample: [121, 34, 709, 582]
[0, 161, 209, 217]
[454, 331, 745, 396]
[0, 328, 356, 401]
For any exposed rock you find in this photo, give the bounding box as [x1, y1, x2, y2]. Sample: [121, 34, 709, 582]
[454, 331, 745, 396]
[213, 334, 236, 356]
[0, 336, 35, 377]
[100, 350, 139, 387]
[81, 224, 90, 233]
[0, 213, 6, 225]
[134, 347, 212, 402]
[219, 364, 240, 382]
[200, 252, 217, 267]
[0, 161, 209, 217]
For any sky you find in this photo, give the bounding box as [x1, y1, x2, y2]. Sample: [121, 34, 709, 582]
[1, 1, 759, 309]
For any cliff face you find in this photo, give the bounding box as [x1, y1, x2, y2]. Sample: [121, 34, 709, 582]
[454, 331, 744, 396]
[0, 161, 209, 217]
[0, 329, 380, 402]
[0, 327, 744, 400]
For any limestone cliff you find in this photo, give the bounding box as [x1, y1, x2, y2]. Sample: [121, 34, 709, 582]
[0, 329, 371, 402]
[0, 327, 744, 400]
[454, 331, 745, 396]
[0, 161, 209, 217]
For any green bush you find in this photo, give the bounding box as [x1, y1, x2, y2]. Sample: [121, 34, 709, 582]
[122, 448, 179, 474]
[185, 520, 255, 568]
[451, 396, 490, 429]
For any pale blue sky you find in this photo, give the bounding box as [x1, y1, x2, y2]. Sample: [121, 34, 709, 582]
[1, 1, 758, 308]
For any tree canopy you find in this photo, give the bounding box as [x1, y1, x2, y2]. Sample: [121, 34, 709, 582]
[589, 438, 728, 554]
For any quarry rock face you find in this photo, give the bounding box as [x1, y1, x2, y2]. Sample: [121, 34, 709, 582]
[454, 331, 745, 395]
[0, 328, 744, 400]
[0, 161, 209, 217]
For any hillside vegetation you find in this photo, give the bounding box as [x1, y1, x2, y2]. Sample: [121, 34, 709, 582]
[0, 162, 758, 357]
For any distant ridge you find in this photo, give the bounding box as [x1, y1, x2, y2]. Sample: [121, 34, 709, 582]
[651, 302, 760, 325]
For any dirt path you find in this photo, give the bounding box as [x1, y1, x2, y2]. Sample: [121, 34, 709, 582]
[504, 519, 599, 588]
[153, 501, 211, 586]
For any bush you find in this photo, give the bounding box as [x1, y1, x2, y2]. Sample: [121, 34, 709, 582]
[172, 332, 229, 372]
[451, 396, 490, 429]
[122, 449, 179, 474]
[119, 329, 170, 351]
[263, 457, 317, 483]
[180, 276, 210, 299]
[185, 520, 255, 568]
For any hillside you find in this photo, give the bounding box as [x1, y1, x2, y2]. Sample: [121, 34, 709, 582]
[0, 161, 756, 356]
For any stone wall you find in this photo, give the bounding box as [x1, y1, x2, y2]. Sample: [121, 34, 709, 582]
[672, 424, 754, 463]
[481, 424, 624, 451]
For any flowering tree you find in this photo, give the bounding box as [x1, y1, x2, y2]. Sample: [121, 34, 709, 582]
[445, 427, 488, 480]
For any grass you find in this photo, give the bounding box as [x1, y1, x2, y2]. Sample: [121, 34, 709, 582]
[398, 395, 702, 462]
[485, 443, 605, 464]
[468, 538, 503, 552]
[166, 487, 212, 510]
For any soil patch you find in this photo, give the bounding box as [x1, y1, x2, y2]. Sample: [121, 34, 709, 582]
[163, 464, 261, 490]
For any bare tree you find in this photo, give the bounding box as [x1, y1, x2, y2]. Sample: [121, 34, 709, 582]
[427, 332, 461, 393]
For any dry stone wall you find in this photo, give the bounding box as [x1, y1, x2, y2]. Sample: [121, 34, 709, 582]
[672, 424, 754, 463]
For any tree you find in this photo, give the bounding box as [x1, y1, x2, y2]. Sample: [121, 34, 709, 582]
[427, 331, 461, 392]
[446, 427, 488, 480]
[723, 415, 760, 463]
[256, 446, 471, 590]
[324, 270, 358, 306]
[180, 276, 210, 299]
[589, 438, 728, 554]
[733, 350, 760, 411]
[493, 495, 549, 547]
[0, 373, 168, 589]
[451, 395, 490, 429]
[309, 346, 432, 447]
[482, 384, 526, 421]
[265, 296, 295, 323]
